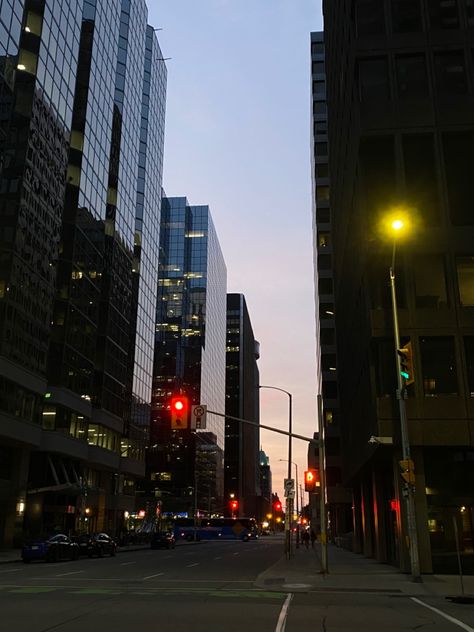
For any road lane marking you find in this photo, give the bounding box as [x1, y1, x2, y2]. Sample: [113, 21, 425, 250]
[275, 593, 293, 632]
[0, 568, 23, 573]
[214, 557, 222, 560]
[120, 562, 136, 566]
[143, 572, 164, 580]
[411, 598, 474, 632]
[56, 571, 84, 577]
[233, 552, 239, 556]
[186, 563, 199, 568]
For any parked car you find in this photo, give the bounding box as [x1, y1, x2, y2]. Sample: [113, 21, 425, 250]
[72, 533, 117, 558]
[151, 531, 176, 550]
[22, 534, 80, 563]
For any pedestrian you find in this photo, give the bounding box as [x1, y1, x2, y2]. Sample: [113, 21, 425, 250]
[302, 529, 310, 549]
[310, 529, 316, 548]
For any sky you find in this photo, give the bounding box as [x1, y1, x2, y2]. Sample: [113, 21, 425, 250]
[148, 1, 324, 504]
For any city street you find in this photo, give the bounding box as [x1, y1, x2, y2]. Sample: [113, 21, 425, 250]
[3, 537, 474, 631]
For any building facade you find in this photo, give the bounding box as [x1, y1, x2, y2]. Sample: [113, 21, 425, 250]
[322, 0, 474, 572]
[0, 0, 166, 546]
[224, 293, 260, 518]
[310, 31, 353, 542]
[149, 196, 227, 516]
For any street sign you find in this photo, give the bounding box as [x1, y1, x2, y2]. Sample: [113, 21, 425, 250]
[191, 404, 207, 429]
[284, 478, 295, 497]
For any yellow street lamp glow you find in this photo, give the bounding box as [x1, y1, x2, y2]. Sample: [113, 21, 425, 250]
[391, 219, 404, 231]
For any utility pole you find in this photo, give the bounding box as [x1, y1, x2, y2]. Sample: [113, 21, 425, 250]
[318, 394, 328, 574]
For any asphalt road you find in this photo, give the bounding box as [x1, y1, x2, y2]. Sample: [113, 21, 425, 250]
[3, 537, 474, 631]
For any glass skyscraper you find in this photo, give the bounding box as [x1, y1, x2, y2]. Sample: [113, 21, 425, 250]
[0, 0, 166, 547]
[149, 196, 227, 515]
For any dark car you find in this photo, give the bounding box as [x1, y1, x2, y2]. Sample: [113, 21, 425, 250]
[151, 531, 176, 550]
[22, 534, 80, 563]
[73, 533, 117, 558]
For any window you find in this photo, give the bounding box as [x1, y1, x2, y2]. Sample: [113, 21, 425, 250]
[396, 55, 428, 98]
[316, 163, 329, 178]
[358, 58, 390, 101]
[428, 0, 459, 29]
[402, 134, 439, 225]
[322, 381, 338, 399]
[322, 354, 337, 371]
[318, 254, 331, 270]
[318, 232, 331, 248]
[313, 80, 326, 98]
[312, 42, 324, 56]
[442, 133, 474, 226]
[317, 186, 330, 203]
[434, 51, 467, 95]
[319, 278, 333, 295]
[312, 61, 325, 75]
[355, 0, 386, 35]
[320, 328, 335, 345]
[359, 136, 396, 217]
[420, 336, 458, 396]
[319, 303, 335, 318]
[391, 0, 422, 32]
[456, 257, 474, 306]
[464, 338, 474, 396]
[414, 255, 447, 308]
[315, 142, 328, 156]
[313, 101, 327, 116]
[467, 0, 474, 25]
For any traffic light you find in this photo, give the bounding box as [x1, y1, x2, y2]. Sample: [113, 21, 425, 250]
[229, 499, 239, 512]
[273, 500, 282, 512]
[171, 395, 189, 429]
[397, 341, 414, 385]
[304, 469, 319, 492]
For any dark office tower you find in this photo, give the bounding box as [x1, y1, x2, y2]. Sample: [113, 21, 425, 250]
[310, 31, 352, 542]
[258, 449, 272, 521]
[224, 293, 260, 518]
[321, 0, 474, 573]
[0, 0, 166, 547]
[150, 196, 227, 515]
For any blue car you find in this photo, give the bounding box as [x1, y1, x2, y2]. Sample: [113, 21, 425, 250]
[22, 534, 79, 563]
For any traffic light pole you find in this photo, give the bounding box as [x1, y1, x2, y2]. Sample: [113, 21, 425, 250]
[390, 261, 421, 582]
[317, 394, 328, 574]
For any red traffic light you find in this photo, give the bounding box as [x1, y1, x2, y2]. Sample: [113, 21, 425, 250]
[304, 469, 319, 492]
[229, 500, 239, 511]
[171, 395, 189, 429]
[273, 501, 282, 512]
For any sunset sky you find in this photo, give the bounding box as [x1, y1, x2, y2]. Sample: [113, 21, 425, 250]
[149, 0, 324, 503]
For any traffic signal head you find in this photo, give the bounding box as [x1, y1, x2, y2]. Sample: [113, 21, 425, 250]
[397, 341, 414, 385]
[273, 500, 282, 512]
[304, 469, 319, 492]
[229, 499, 239, 511]
[171, 395, 189, 429]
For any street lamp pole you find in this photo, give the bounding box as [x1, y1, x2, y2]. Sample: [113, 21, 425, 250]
[259, 385, 293, 559]
[390, 234, 421, 582]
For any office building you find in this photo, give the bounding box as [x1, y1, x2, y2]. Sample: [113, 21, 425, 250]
[0, 0, 166, 546]
[149, 196, 227, 515]
[321, 0, 474, 572]
[310, 31, 353, 541]
[224, 293, 260, 518]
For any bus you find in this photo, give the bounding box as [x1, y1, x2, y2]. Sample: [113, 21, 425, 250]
[173, 517, 258, 542]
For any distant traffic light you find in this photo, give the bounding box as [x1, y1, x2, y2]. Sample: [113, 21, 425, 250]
[397, 341, 414, 385]
[304, 469, 319, 492]
[171, 395, 189, 429]
[229, 499, 239, 515]
[273, 500, 282, 512]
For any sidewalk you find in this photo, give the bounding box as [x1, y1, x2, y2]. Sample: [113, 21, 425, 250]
[255, 542, 474, 598]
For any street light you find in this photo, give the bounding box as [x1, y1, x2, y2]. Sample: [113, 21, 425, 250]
[279, 459, 300, 547]
[259, 385, 293, 559]
[389, 218, 421, 582]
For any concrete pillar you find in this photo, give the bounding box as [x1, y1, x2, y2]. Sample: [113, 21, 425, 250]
[361, 476, 374, 558]
[372, 468, 389, 563]
[352, 486, 363, 554]
[2, 447, 30, 548]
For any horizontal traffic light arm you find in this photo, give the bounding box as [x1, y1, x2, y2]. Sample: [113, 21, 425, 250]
[206, 409, 318, 445]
